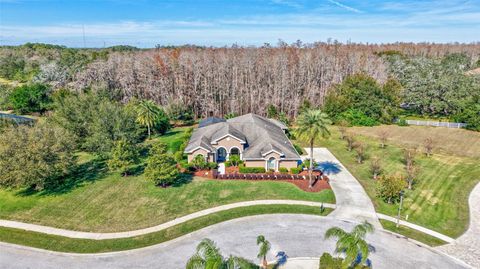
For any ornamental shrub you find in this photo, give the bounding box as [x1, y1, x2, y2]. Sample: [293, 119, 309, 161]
[290, 167, 301, 174]
[239, 166, 265, 173]
[278, 167, 288, 173]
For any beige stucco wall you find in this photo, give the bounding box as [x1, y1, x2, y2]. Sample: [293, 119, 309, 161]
[188, 148, 214, 162]
[214, 136, 243, 154]
[263, 152, 281, 160]
[244, 160, 265, 168]
[279, 160, 298, 169]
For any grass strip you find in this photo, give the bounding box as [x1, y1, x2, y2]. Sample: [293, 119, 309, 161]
[0, 205, 332, 253]
[380, 219, 447, 247]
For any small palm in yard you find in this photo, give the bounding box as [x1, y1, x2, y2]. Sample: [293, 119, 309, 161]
[134, 100, 162, 139]
[186, 238, 259, 269]
[324, 221, 375, 268]
[294, 108, 331, 188]
[257, 235, 271, 268]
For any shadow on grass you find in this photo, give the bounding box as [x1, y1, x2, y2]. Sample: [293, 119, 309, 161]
[316, 161, 342, 175]
[17, 158, 108, 197]
[172, 173, 194, 187]
[127, 163, 146, 177]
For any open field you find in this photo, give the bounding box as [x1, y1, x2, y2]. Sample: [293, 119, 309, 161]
[350, 125, 480, 158]
[0, 128, 334, 232]
[293, 125, 480, 238]
[0, 205, 332, 253]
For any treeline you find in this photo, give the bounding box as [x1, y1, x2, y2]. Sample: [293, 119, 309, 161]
[1, 42, 480, 129]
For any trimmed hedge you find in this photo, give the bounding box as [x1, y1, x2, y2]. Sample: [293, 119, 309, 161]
[290, 167, 301, 174]
[278, 167, 288, 173]
[239, 166, 265, 173]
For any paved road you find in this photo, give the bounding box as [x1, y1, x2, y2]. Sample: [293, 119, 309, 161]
[437, 182, 480, 268]
[0, 215, 468, 269]
[306, 148, 381, 227]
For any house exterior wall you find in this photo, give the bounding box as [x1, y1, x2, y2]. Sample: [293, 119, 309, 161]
[244, 160, 265, 168]
[187, 148, 214, 162]
[214, 136, 243, 154]
[279, 160, 298, 169]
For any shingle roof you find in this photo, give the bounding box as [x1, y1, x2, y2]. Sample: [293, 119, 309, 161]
[198, 117, 226, 128]
[185, 113, 300, 160]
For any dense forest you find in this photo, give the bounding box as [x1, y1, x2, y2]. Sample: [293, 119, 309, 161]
[1, 42, 479, 129]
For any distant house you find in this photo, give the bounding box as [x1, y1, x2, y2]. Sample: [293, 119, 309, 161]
[184, 113, 301, 171]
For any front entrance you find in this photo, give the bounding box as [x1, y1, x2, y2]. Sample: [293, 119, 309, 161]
[217, 148, 227, 162]
[267, 157, 276, 171]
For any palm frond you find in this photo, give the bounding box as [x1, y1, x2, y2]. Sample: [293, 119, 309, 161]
[197, 238, 222, 260]
[357, 239, 370, 264]
[324, 227, 347, 240]
[186, 253, 206, 269]
[352, 221, 374, 238]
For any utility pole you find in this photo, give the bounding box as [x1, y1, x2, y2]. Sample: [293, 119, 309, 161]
[396, 190, 405, 228]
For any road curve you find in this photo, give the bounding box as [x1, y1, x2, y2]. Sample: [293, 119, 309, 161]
[0, 214, 469, 269]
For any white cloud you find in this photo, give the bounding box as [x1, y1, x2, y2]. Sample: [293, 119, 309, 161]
[1, 1, 480, 47]
[326, 0, 362, 13]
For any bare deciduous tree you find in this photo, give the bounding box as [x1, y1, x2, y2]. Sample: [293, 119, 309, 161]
[403, 147, 418, 189]
[354, 141, 367, 164]
[378, 130, 389, 149]
[346, 134, 356, 152]
[337, 120, 349, 140]
[370, 156, 382, 180]
[424, 137, 434, 157]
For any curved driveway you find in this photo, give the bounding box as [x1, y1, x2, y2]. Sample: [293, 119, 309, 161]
[0, 215, 468, 269]
[306, 148, 381, 227]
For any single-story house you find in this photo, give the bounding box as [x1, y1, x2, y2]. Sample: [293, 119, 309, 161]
[184, 113, 301, 171]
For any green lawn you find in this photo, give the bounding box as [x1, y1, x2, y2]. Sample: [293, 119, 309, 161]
[380, 219, 447, 247]
[293, 126, 480, 238]
[0, 128, 334, 232]
[0, 205, 332, 253]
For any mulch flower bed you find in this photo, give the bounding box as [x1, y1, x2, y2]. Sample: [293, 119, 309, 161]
[192, 168, 330, 193]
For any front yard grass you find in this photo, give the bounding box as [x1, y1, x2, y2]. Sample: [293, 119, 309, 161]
[0, 128, 334, 232]
[0, 205, 332, 253]
[293, 125, 480, 238]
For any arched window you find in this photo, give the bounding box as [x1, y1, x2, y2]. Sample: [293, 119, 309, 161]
[267, 157, 276, 171]
[230, 147, 240, 156]
[217, 148, 227, 162]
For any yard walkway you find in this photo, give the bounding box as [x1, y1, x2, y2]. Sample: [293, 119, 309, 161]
[436, 182, 480, 268]
[0, 200, 335, 240]
[305, 147, 381, 228]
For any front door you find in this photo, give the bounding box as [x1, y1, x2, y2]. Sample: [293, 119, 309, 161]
[267, 157, 276, 171]
[217, 148, 227, 162]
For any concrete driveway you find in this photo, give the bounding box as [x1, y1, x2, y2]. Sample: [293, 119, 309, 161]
[305, 148, 380, 227]
[0, 215, 468, 269]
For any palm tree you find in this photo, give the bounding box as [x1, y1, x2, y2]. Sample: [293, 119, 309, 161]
[135, 100, 161, 139]
[256, 235, 271, 268]
[186, 238, 259, 269]
[324, 221, 375, 267]
[294, 108, 331, 188]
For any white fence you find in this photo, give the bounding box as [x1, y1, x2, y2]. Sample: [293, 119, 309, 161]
[405, 120, 467, 128]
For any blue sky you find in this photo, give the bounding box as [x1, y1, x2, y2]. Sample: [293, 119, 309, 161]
[1, 0, 479, 47]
